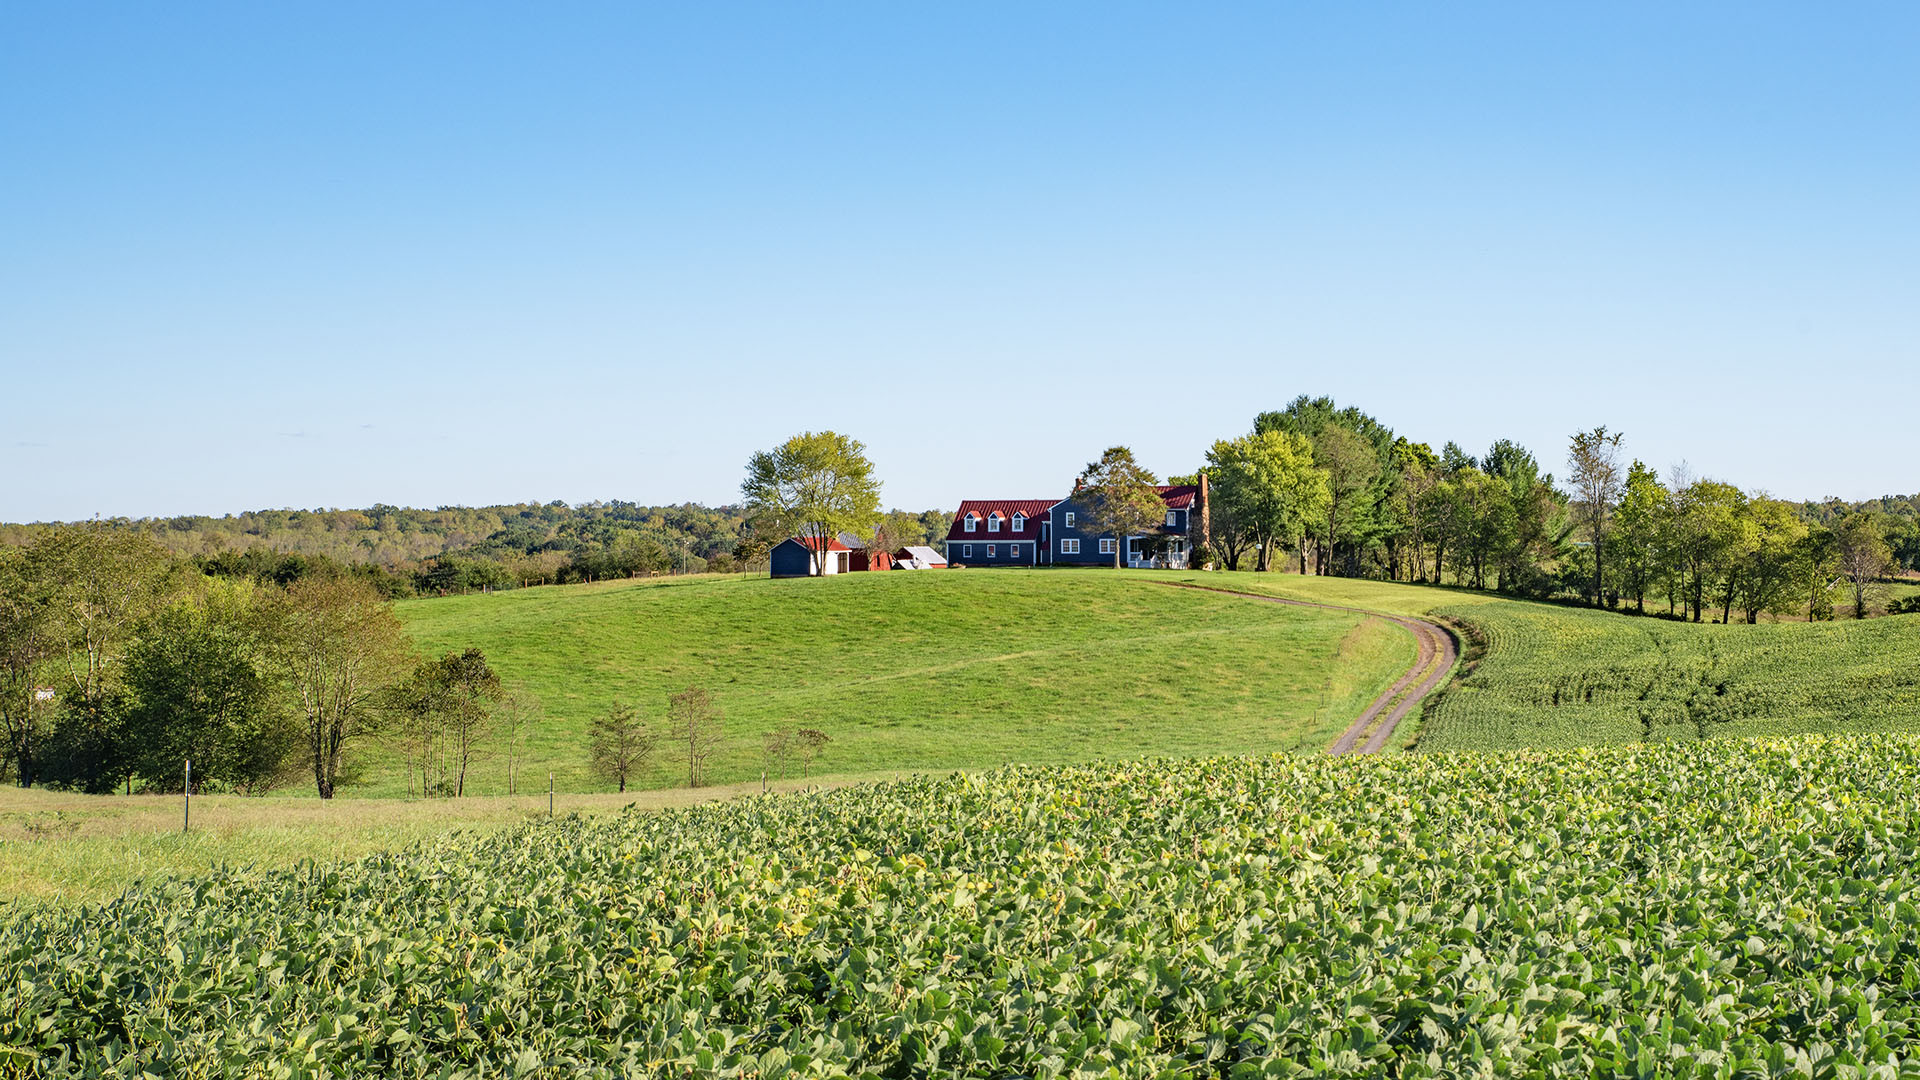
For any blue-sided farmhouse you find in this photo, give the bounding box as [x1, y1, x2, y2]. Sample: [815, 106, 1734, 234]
[944, 480, 1210, 569]
[769, 478, 1212, 576]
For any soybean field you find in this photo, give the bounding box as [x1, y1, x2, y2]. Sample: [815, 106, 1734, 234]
[6, 736, 1920, 1077]
[1418, 601, 1920, 752]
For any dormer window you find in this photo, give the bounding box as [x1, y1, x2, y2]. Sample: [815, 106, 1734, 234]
[1012, 513, 1025, 531]
[1166, 510, 1178, 527]
[988, 514, 1001, 533]
[964, 515, 977, 533]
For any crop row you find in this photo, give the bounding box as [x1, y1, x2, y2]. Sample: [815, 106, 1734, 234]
[1417, 602, 1920, 752]
[6, 736, 1920, 1076]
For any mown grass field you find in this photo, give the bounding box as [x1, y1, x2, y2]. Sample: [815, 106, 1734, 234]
[390, 571, 1413, 797]
[1155, 570, 1920, 752]
[8, 735, 1920, 1076]
[0, 775, 906, 909]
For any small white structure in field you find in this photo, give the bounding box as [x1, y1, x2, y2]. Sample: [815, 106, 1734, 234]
[892, 545, 948, 570]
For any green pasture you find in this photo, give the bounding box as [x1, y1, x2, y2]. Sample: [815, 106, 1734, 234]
[389, 570, 1413, 797]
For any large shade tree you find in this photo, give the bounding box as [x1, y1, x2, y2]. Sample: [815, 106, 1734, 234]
[119, 595, 297, 794]
[1255, 397, 1397, 576]
[1205, 431, 1330, 572]
[1072, 447, 1164, 569]
[742, 431, 883, 575]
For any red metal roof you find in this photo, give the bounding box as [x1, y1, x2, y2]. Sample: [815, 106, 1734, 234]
[1157, 485, 1199, 510]
[788, 535, 851, 552]
[945, 499, 1054, 542]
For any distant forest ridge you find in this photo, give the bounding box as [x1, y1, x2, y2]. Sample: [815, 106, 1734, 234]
[3, 491, 1915, 570]
[0, 502, 954, 595]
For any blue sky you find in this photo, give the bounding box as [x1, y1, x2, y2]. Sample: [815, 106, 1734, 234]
[3, 3, 1915, 521]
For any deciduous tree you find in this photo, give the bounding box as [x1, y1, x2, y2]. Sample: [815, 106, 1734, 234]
[119, 589, 297, 794]
[394, 647, 502, 796]
[260, 575, 415, 798]
[668, 685, 724, 787]
[588, 700, 653, 793]
[742, 432, 883, 575]
[1610, 461, 1668, 613]
[1567, 427, 1625, 605]
[1205, 431, 1330, 572]
[1731, 498, 1807, 623]
[0, 549, 58, 787]
[1833, 513, 1894, 619]
[1071, 447, 1165, 570]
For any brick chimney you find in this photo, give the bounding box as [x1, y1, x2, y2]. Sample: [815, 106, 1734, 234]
[1196, 471, 1212, 567]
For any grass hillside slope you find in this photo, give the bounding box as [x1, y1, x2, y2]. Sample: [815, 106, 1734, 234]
[8, 735, 1919, 1076]
[1156, 572, 1920, 752]
[392, 572, 1412, 796]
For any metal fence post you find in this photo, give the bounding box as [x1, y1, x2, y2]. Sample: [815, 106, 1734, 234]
[183, 759, 191, 832]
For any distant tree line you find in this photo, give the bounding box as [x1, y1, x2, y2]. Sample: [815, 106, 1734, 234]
[0, 502, 952, 599]
[1195, 395, 1917, 621]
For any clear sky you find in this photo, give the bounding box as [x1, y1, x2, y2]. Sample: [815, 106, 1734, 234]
[3, 3, 1915, 521]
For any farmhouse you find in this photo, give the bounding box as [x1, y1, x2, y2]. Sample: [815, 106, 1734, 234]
[944, 500, 1053, 567]
[945, 482, 1209, 569]
[769, 535, 852, 577]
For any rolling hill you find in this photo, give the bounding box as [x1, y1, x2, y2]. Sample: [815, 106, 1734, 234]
[390, 571, 1414, 796]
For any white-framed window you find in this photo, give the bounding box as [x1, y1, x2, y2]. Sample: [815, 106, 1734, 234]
[1166, 510, 1178, 527]
[1171, 538, 1186, 553]
[986, 544, 996, 558]
[1061, 539, 1081, 554]
[1012, 513, 1025, 530]
[1099, 538, 1116, 554]
[962, 544, 973, 559]
[1064, 511, 1075, 528]
[1128, 538, 1142, 553]
[964, 515, 977, 533]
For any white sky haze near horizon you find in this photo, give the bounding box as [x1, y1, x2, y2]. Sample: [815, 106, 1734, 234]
[2, 3, 1916, 521]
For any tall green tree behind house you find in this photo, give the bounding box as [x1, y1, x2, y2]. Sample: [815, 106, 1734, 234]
[742, 431, 883, 575]
[1205, 431, 1330, 572]
[1255, 397, 1399, 576]
[1071, 447, 1164, 569]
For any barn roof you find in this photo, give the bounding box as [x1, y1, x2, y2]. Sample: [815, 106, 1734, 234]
[946, 499, 1054, 542]
[783, 534, 851, 553]
[896, 545, 947, 565]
